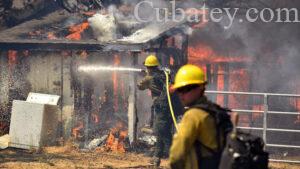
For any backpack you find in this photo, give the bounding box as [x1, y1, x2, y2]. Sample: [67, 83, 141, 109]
[194, 101, 234, 149]
[192, 101, 233, 169]
[219, 131, 269, 169]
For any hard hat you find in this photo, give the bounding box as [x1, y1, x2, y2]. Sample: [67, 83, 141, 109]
[144, 55, 159, 67]
[173, 64, 206, 90]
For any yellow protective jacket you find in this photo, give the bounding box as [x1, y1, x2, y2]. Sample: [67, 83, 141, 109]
[137, 69, 166, 99]
[169, 96, 218, 169]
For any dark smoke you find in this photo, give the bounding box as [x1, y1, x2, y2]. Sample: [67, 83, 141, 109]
[188, 2, 300, 152]
[189, 14, 300, 94]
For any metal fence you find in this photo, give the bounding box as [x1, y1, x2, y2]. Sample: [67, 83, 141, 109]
[205, 90, 300, 164]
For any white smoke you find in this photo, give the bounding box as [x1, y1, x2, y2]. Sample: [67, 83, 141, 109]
[88, 13, 117, 42]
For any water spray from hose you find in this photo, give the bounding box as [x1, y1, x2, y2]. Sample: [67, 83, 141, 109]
[78, 65, 143, 72]
[78, 65, 178, 130]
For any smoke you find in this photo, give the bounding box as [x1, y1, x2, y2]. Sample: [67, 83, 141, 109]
[88, 13, 118, 42]
[88, 0, 168, 41]
[187, 4, 300, 147]
[189, 12, 300, 94]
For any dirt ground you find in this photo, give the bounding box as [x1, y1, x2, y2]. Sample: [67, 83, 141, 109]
[0, 143, 164, 169]
[0, 145, 299, 169]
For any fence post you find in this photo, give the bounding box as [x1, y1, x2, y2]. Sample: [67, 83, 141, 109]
[263, 94, 268, 143]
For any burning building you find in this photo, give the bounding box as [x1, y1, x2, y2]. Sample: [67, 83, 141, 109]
[0, 1, 189, 152]
[0, 0, 299, 163]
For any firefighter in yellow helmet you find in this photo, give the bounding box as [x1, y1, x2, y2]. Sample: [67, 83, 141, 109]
[137, 54, 173, 167]
[169, 64, 229, 169]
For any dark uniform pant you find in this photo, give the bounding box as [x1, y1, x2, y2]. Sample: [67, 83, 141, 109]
[153, 103, 172, 158]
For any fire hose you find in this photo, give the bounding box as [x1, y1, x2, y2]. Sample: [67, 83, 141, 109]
[163, 69, 178, 131]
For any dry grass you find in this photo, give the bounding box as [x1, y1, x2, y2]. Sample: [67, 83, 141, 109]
[0, 144, 156, 169]
[0, 144, 299, 169]
[269, 162, 300, 169]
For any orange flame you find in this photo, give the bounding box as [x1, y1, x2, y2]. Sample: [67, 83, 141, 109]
[28, 30, 42, 37]
[252, 105, 263, 120]
[66, 21, 89, 40]
[81, 11, 97, 17]
[91, 113, 100, 124]
[72, 121, 84, 139]
[105, 122, 128, 153]
[113, 55, 120, 112]
[47, 32, 58, 40]
[188, 43, 255, 126]
[8, 50, 17, 66]
[216, 65, 225, 105]
[79, 50, 88, 59]
[188, 43, 251, 63]
[228, 69, 250, 109]
[295, 115, 300, 124]
[170, 56, 174, 65]
[61, 50, 71, 57]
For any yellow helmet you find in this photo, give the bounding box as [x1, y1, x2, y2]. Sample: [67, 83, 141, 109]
[173, 64, 206, 90]
[144, 55, 159, 67]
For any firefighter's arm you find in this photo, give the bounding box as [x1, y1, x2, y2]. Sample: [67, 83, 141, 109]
[137, 76, 152, 90]
[169, 109, 200, 168]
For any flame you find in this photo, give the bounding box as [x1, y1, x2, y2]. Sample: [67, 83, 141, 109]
[8, 50, 17, 88]
[8, 50, 17, 66]
[28, 30, 42, 37]
[188, 43, 251, 63]
[121, 80, 126, 110]
[82, 11, 97, 16]
[188, 43, 254, 126]
[228, 69, 250, 109]
[72, 121, 84, 139]
[0, 121, 9, 134]
[252, 105, 263, 120]
[113, 55, 120, 112]
[105, 122, 128, 153]
[216, 65, 225, 105]
[47, 32, 58, 40]
[170, 56, 174, 65]
[295, 115, 300, 124]
[91, 113, 100, 124]
[79, 50, 88, 59]
[66, 21, 89, 40]
[61, 50, 71, 57]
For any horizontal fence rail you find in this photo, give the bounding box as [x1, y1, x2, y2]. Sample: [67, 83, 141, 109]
[205, 90, 300, 164]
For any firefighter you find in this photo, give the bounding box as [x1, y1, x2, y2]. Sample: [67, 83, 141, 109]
[169, 64, 223, 169]
[137, 54, 172, 167]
